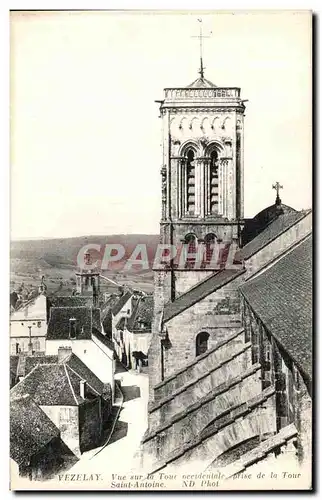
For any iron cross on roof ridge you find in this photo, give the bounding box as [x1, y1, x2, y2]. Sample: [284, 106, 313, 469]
[191, 19, 212, 79]
[272, 181, 283, 203]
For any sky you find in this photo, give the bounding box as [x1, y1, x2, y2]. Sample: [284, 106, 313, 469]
[10, 10, 312, 240]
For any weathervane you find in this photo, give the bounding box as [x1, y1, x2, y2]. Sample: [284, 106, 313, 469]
[191, 19, 212, 79]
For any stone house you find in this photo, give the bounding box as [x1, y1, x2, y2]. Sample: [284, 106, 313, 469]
[111, 290, 134, 337]
[11, 347, 113, 457]
[10, 394, 72, 480]
[114, 294, 153, 370]
[10, 294, 48, 355]
[45, 305, 115, 401]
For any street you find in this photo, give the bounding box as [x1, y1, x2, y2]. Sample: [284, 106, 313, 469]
[64, 364, 149, 479]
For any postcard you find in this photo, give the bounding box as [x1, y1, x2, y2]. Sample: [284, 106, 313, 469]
[10, 9, 312, 491]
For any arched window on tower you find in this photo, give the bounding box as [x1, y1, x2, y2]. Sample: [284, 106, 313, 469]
[184, 233, 197, 268]
[209, 150, 219, 214]
[186, 149, 196, 215]
[204, 233, 216, 265]
[196, 331, 210, 356]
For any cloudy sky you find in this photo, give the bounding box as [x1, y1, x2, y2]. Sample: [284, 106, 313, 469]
[10, 10, 311, 239]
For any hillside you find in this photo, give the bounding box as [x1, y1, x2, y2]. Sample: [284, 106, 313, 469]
[10, 234, 159, 295]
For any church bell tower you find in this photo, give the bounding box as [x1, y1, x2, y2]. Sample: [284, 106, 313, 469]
[156, 71, 246, 302]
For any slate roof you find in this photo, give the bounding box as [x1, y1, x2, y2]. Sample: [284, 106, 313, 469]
[10, 395, 60, 466]
[112, 291, 132, 316]
[238, 209, 310, 261]
[10, 356, 19, 378]
[47, 306, 93, 340]
[163, 268, 246, 323]
[128, 295, 154, 332]
[11, 352, 107, 405]
[240, 235, 312, 380]
[92, 329, 114, 352]
[25, 355, 58, 375]
[50, 296, 92, 308]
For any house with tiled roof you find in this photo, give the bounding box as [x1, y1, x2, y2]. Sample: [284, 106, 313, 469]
[10, 293, 48, 355]
[114, 295, 154, 370]
[11, 347, 112, 457]
[10, 394, 72, 480]
[45, 305, 115, 401]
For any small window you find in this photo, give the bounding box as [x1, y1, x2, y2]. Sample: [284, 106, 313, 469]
[196, 331, 210, 356]
[21, 323, 24, 326]
[37, 321, 41, 328]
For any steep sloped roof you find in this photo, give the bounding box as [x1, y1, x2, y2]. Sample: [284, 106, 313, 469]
[10, 356, 19, 377]
[25, 355, 59, 375]
[112, 291, 132, 316]
[92, 329, 114, 353]
[11, 351, 107, 406]
[130, 295, 154, 332]
[10, 395, 59, 465]
[50, 296, 92, 308]
[240, 235, 312, 380]
[11, 364, 80, 405]
[47, 306, 93, 340]
[239, 209, 311, 261]
[164, 268, 245, 323]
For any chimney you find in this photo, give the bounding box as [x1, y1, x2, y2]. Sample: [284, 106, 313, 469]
[58, 346, 72, 363]
[80, 380, 86, 399]
[69, 317, 77, 339]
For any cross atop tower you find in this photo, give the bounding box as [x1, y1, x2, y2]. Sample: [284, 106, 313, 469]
[191, 19, 212, 79]
[272, 181, 283, 204]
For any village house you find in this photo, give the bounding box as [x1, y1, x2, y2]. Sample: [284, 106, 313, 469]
[114, 294, 153, 370]
[45, 305, 115, 401]
[10, 394, 75, 481]
[11, 347, 113, 458]
[10, 293, 48, 355]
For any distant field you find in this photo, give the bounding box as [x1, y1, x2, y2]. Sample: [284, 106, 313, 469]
[10, 234, 159, 295]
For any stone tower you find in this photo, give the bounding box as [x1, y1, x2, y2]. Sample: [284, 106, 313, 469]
[75, 250, 100, 307]
[155, 74, 246, 305]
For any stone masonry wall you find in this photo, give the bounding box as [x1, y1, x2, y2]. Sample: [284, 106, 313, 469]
[163, 275, 244, 378]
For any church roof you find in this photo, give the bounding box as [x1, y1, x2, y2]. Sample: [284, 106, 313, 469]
[163, 268, 245, 323]
[241, 203, 298, 246]
[239, 209, 311, 261]
[240, 235, 312, 381]
[186, 76, 217, 88]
